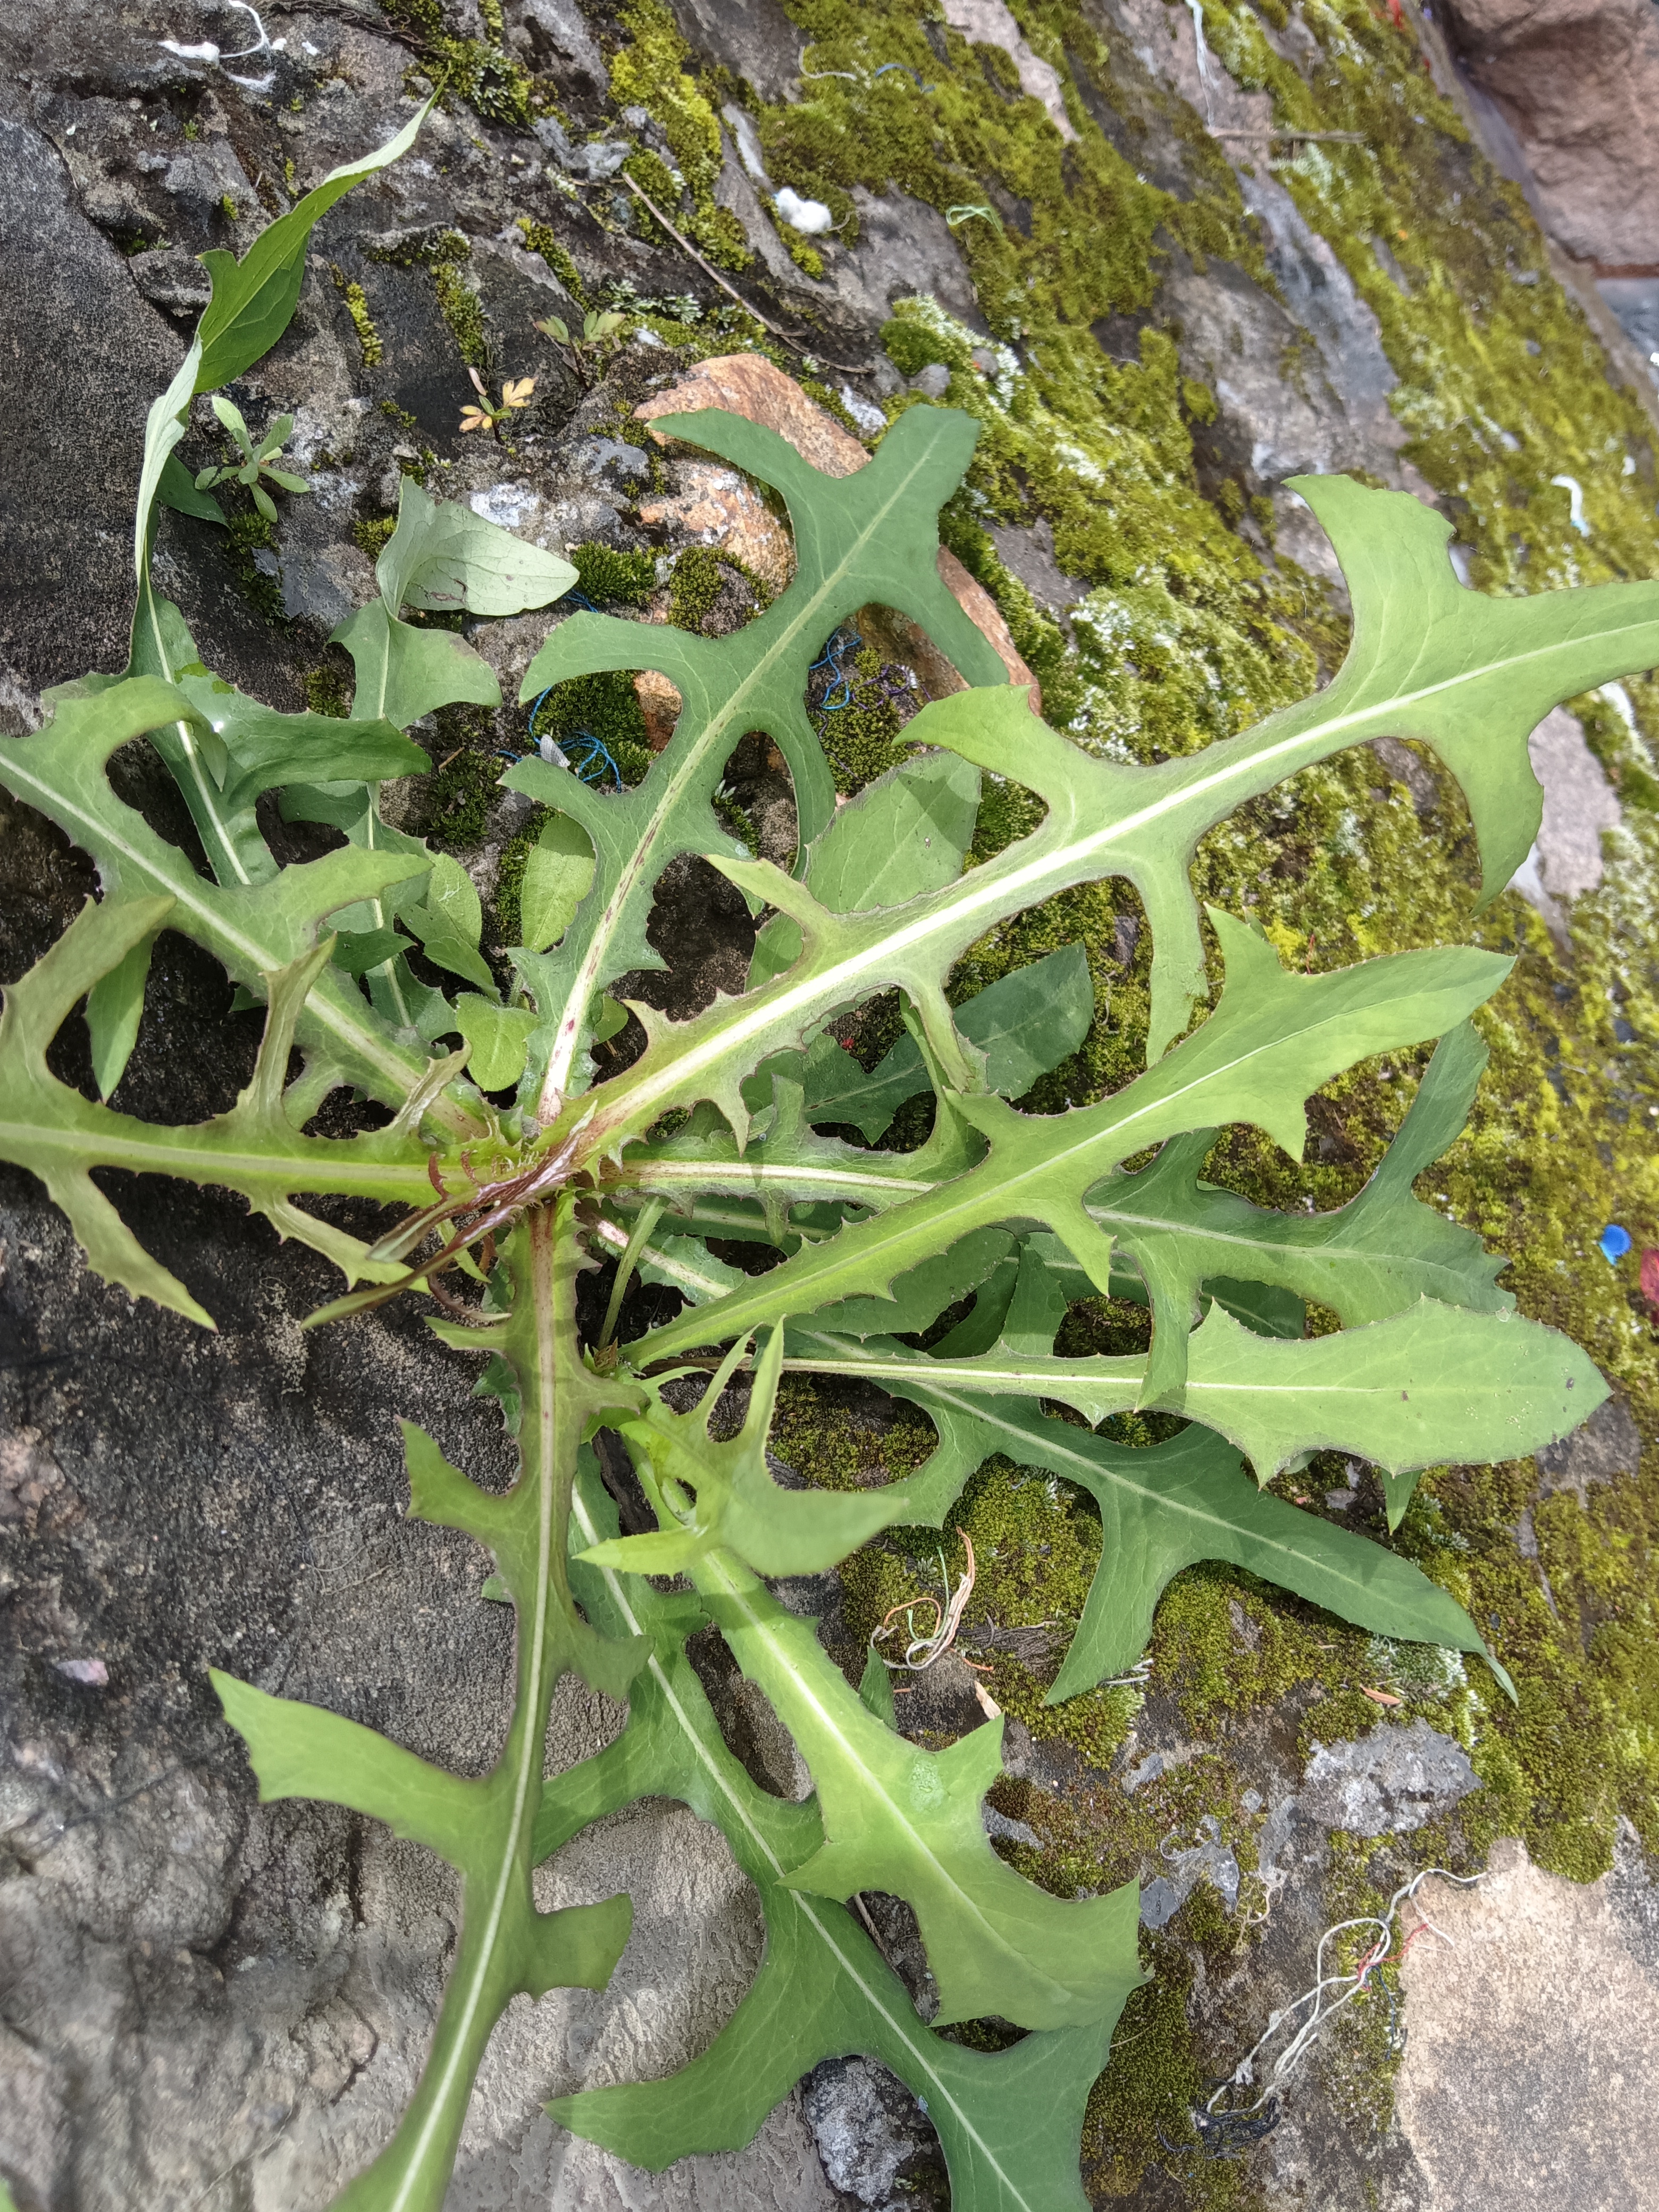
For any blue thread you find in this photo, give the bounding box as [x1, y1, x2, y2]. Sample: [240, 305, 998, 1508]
[872, 61, 934, 90]
[809, 626, 860, 711]
[514, 691, 623, 785]
[566, 731, 622, 785]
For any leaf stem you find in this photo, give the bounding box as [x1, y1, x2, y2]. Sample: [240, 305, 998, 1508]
[331, 1204, 604, 2210]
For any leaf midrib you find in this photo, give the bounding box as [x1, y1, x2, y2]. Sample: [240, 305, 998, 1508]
[0, 745, 459, 1126]
[582, 600, 1656, 1151]
[539, 432, 961, 1115]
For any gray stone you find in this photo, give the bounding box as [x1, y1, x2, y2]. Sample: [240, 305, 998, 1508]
[1139, 1813, 1242, 1928]
[1599, 275, 1659, 363]
[715, 132, 800, 287]
[671, 0, 803, 107]
[1535, 1390, 1641, 1504]
[940, 0, 1076, 141]
[986, 516, 1082, 617]
[800, 2055, 938, 2206]
[512, 0, 609, 92]
[127, 244, 214, 315]
[1508, 705, 1622, 935]
[845, 188, 986, 330]
[0, 95, 182, 695]
[1301, 1719, 1481, 1838]
[982, 1803, 1043, 1848]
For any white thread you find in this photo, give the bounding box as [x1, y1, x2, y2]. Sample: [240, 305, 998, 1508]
[1205, 1865, 1483, 2123]
[1549, 473, 1590, 537]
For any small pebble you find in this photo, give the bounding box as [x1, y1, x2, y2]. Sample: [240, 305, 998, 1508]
[54, 1657, 109, 1686]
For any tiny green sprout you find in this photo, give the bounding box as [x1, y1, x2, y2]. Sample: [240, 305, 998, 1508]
[458, 366, 537, 437]
[195, 398, 310, 526]
[534, 307, 625, 384]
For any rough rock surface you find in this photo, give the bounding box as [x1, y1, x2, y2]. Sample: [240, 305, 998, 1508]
[1394, 1832, 1659, 2209]
[1299, 1720, 1481, 1839]
[799, 2056, 941, 2208]
[1441, 0, 1659, 271]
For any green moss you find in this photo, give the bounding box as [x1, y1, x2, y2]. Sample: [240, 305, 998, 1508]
[224, 501, 285, 626]
[495, 803, 551, 948]
[422, 724, 498, 848]
[662, 545, 772, 635]
[609, 0, 752, 272]
[354, 514, 397, 562]
[667, 545, 726, 631]
[571, 541, 657, 606]
[769, 1373, 938, 1497]
[774, 215, 825, 281]
[432, 260, 487, 370]
[303, 659, 353, 719]
[516, 218, 589, 307]
[380, 0, 538, 130]
[332, 268, 384, 368]
[523, 669, 653, 787]
[1083, 1946, 1243, 2204]
[368, 225, 470, 271]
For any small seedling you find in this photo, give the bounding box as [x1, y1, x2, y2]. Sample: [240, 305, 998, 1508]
[194, 395, 308, 525]
[458, 364, 536, 435]
[534, 307, 625, 382]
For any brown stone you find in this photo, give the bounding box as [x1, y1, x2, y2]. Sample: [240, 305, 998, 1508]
[634, 665, 683, 752]
[636, 351, 868, 479]
[635, 459, 795, 595]
[1441, 0, 1659, 267]
[635, 354, 1042, 712]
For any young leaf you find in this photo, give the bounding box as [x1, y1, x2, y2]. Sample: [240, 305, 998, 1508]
[157, 451, 225, 526]
[801, 747, 982, 915]
[453, 994, 537, 1090]
[803, 941, 1096, 1138]
[518, 811, 597, 952]
[331, 596, 502, 728]
[85, 926, 160, 1101]
[193, 103, 431, 393]
[376, 474, 578, 617]
[583, 1328, 952, 1578]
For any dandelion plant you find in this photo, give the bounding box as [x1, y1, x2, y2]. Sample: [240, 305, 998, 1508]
[1, 118, 1650, 2210]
